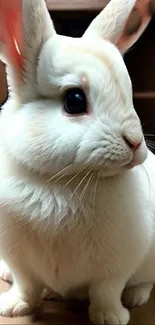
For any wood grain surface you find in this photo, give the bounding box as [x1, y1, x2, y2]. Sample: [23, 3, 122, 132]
[46, 0, 109, 11]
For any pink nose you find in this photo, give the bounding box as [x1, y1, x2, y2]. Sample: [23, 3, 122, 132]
[123, 136, 141, 151]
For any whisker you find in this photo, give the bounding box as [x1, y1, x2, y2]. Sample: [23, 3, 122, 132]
[142, 119, 155, 128]
[71, 170, 91, 199]
[145, 134, 155, 138]
[46, 164, 72, 184]
[147, 145, 155, 150]
[145, 138, 155, 149]
[80, 171, 95, 201]
[146, 140, 155, 144]
[146, 139, 155, 143]
[92, 171, 99, 216]
[62, 166, 87, 190]
[146, 141, 155, 152]
[147, 143, 155, 148]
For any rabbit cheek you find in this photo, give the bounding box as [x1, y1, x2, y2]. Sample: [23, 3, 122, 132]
[28, 118, 45, 140]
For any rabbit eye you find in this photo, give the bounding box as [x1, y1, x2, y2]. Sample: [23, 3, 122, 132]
[64, 88, 87, 115]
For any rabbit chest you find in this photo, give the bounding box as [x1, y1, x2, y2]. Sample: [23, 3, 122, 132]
[0, 167, 153, 295]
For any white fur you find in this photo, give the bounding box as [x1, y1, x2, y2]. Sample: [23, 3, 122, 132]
[0, 0, 154, 324]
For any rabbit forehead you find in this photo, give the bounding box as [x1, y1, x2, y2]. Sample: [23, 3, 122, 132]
[43, 34, 127, 71]
[38, 35, 131, 100]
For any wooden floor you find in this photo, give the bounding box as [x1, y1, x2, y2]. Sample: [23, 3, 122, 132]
[0, 280, 155, 324]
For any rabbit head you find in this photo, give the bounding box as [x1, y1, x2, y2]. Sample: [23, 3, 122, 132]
[0, 0, 153, 177]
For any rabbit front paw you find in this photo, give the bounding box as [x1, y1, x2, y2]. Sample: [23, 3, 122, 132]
[0, 290, 33, 317]
[123, 284, 153, 308]
[89, 304, 130, 325]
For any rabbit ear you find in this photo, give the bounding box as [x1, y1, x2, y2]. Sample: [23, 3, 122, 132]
[0, 0, 56, 100]
[83, 0, 152, 54]
[117, 0, 152, 54]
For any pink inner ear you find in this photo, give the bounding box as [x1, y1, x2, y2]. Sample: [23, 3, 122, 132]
[0, 0, 23, 71]
[117, 0, 151, 53]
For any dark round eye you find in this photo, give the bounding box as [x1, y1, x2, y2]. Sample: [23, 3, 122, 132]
[64, 88, 87, 115]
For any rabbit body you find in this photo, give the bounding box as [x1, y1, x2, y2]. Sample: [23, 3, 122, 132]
[0, 130, 155, 323]
[0, 0, 155, 323]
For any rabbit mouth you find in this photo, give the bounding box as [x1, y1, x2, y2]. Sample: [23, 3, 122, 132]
[125, 162, 137, 169]
[125, 161, 142, 169]
[124, 156, 146, 170]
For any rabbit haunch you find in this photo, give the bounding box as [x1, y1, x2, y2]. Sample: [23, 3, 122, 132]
[0, 0, 154, 324]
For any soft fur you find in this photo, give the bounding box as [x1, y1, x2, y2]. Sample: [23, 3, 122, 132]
[0, 0, 155, 324]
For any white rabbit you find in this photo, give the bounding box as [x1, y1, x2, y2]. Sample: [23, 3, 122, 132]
[0, 0, 155, 324]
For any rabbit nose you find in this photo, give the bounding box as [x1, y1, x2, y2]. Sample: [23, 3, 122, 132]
[123, 136, 142, 151]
